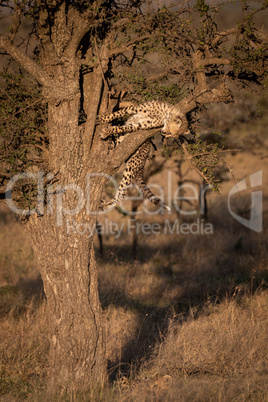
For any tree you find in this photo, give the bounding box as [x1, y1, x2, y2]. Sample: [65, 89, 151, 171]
[0, 0, 267, 394]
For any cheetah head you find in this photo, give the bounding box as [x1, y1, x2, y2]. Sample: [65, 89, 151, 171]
[162, 115, 182, 136]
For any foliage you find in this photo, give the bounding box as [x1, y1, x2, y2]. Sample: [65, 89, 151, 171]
[0, 72, 47, 174]
[229, 39, 268, 83]
[183, 140, 224, 193]
[0, 72, 48, 209]
[115, 72, 186, 103]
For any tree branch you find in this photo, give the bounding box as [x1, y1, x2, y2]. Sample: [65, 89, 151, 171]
[8, 3, 23, 42]
[212, 28, 239, 46]
[180, 141, 211, 186]
[105, 79, 233, 171]
[194, 83, 233, 104]
[0, 35, 52, 87]
[65, 1, 103, 57]
[108, 128, 160, 170]
[198, 57, 231, 67]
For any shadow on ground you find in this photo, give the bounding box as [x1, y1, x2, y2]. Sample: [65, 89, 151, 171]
[97, 210, 267, 380]
[0, 202, 267, 382]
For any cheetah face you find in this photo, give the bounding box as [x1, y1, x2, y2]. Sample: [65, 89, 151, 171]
[162, 116, 182, 136]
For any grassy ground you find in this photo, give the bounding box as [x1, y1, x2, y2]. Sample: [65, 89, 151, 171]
[0, 99, 268, 400]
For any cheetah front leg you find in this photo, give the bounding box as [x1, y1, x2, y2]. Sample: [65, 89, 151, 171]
[96, 105, 138, 124]
[100, 123, 142, 140]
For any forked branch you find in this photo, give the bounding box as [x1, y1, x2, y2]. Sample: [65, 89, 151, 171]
[0, 36, 52, 87]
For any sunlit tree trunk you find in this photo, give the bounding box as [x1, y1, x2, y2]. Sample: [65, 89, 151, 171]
[25, 85, 109, 390]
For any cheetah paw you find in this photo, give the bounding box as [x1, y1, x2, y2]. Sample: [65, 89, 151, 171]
[100, 127, 109, 140]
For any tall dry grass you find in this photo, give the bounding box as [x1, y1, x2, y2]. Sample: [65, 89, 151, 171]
[0, 304, 49, 399]
[117, 292, 268, 402]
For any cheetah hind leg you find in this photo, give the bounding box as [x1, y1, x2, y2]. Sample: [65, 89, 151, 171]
[99, 156, 142, 212]
[99, 140, 170, 212]
[135, 168, 171, 211]
[99, 169, 133, 212]
[99, 141, 151, 212]
[99, 166, 171, 212]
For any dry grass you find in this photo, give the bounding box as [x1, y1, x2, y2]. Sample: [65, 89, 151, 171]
[1, 202, 267, 400]
[0, 213, 34, 287]
[115, 291, 268, 402]
[0, 99, 268, 400]
[0, 304, 49, 400]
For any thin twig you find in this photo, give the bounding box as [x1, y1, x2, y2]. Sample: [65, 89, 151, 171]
[180, 142, 212, 187]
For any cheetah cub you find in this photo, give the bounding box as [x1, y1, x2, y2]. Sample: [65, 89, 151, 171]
[99, 138, 170, 212]
[98, 100, 183, 140]
[98, 100, 183, 212]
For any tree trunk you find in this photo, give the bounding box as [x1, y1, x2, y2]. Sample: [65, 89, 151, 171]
[27, 214, 106, 392]
[24, 89, 108, 392]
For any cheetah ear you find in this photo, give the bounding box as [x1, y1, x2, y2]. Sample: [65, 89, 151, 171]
[176, 116, 183, 126]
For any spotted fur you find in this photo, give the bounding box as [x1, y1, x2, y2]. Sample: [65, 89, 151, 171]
[99, 139, 170, 211]
[98, 100, 183, 139]
[98, 101, 182, 212]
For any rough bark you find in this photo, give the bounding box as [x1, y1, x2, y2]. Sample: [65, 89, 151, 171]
[24, 91, 109, 391]
[0, 6, 111, 387]
[26, 212, 106, 392]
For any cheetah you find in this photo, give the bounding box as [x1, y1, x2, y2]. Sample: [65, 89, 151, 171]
[99, 139, 170, 211]
[98, 101, 184, 212]
[98, 100, 183, 139]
